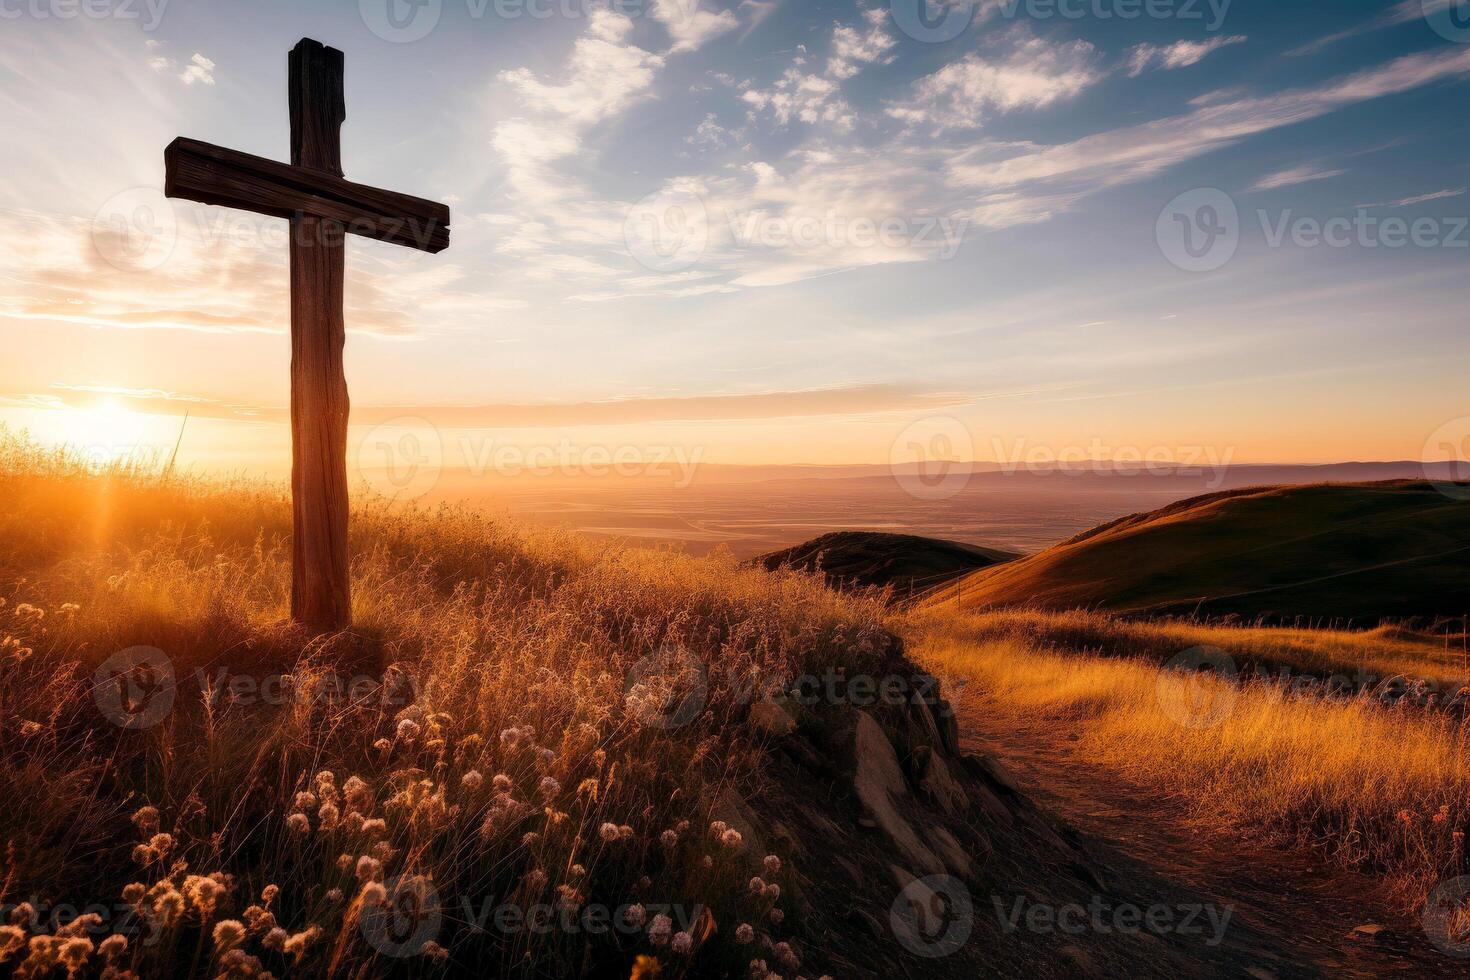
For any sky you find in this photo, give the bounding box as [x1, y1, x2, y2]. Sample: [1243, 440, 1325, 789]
[0, 0, 1467, 482]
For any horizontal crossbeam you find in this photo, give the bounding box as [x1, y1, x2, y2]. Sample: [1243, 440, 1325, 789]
[164, 137, 450, 253]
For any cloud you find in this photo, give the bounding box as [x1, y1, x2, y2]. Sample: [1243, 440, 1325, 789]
[1288, 0, 1440, 56]
[742, 68, 854, 130]
[179, 53, 215, 86]
[946, 47, 1470, 216]
[1250, 164, 1347, 191]
[1126, 36, 1246, 77]
[1357, 188, 1467, 209]
[651, 0, 740, 54]
[11, 381, 970, 428]
[827, 9, 897, 80]
[886, 36, 1101, 130]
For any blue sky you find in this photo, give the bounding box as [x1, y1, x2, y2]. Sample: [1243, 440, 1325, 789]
[0, 0, 1467, 471]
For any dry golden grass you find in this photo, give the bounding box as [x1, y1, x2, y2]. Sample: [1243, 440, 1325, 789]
[907, 603, 1470, 919]
[0, 433, 881, 978]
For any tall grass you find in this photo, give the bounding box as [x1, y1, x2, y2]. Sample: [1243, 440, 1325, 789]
[0, 433, 882, 978]
[908, 605, 1470, 917]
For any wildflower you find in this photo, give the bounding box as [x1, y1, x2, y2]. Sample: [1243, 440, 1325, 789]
[287, 813, 310, 835]
[361, 818, 387, 835]
[773, 941, 798, 971]
[624, 904, 647, 929]
[318, 802, 340, 831]
[16, 720, 42, 737]
[343, 812, 366, 833]
[13, 603, 43, 623]
[461, 770, 483, 792]
[372, 841, 397, 863]
[336, 853, 354, 872]
[537, 747, 556, 766]
[397, 719, 422, 741]
[131, 844, 157, 865]
[525, 869, 548, 892]
[748, 876, 766, 895]
[599, 822, 620, 842]
[521, 832, 540, 848]
[648, 914, 672, 947]
[212, 919, 246, 952]
[498, 727, 520, 746]
[283, 925, 321, 958]
[262, 928, 288, 953]
[314, 771, 336, 792]
[660, 830, 679, 848]
[709, 821, 728, 838]
[356, 855, 383, 882]
[735, 923, 754, 944]
[556, 884, 583, 912]
[293, 791, 318, 811]
[132, 806, 161, 835]
[98, 934, 127, 960]
[721, 829, 744, 850]
[149, 832, 174, 855]
[671, 932, 693, 955]
[619, 825, 634, 840]
[768, 908, 784, 925]
[422, 940, 449, 962]
[492, 774, 513, 793]
[577, 778, 599, 799]
[748, 959, 769, 979]
[763, 855, 781, 876]
[701, 856, 713, 869]
[182, 872, 232, 917]
[0, 925, 23, 958]
[360, 882, 387, 905]
[325, 888, 343, 903]
[261, 884, 279, 906]
[373, 738, 392, 752]
[122, 883, 146, 905]
[538, 776, 560, 798]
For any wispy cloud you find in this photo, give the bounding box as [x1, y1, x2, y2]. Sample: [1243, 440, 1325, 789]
[1126, 36, 1246, 77]
[1357, 187, 1467, 209]
[1288, 0, 1442, 56]
[1251, 164, 1346, 191]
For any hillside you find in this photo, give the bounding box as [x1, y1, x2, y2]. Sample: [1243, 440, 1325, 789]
[926, 481, 1470, 624]
[756, 531, 1016, 600]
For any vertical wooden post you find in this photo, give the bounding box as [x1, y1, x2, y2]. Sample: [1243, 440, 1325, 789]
[288, 40, 351, 633]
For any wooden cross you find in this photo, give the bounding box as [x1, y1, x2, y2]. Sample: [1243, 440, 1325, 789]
[165, 38, 450, 634]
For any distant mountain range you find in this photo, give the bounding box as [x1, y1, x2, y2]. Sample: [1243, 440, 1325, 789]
[755, 531, 1016, 601]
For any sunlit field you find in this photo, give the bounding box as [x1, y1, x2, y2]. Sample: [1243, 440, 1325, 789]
[0, 434, 885, 978]
[907, 604, 1470, 923]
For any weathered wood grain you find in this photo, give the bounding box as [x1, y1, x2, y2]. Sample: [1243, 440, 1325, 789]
[164, 138, 450, 253]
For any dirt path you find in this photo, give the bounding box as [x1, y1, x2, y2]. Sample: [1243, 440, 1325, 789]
[957, 701, 1466, 978]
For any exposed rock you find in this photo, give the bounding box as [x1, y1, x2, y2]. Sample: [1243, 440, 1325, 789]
[919, 752, 970, 817]
[749, 698, 798, 737]
[852, 711, 944, 876]
[1348, 923, 1392, 944]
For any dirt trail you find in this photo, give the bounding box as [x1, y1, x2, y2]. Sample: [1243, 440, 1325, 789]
[957, 702, 1466, 978]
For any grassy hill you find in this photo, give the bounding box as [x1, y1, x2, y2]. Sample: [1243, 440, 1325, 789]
[926, 481, 1470, 624]
[756, 530, 1015, 601]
